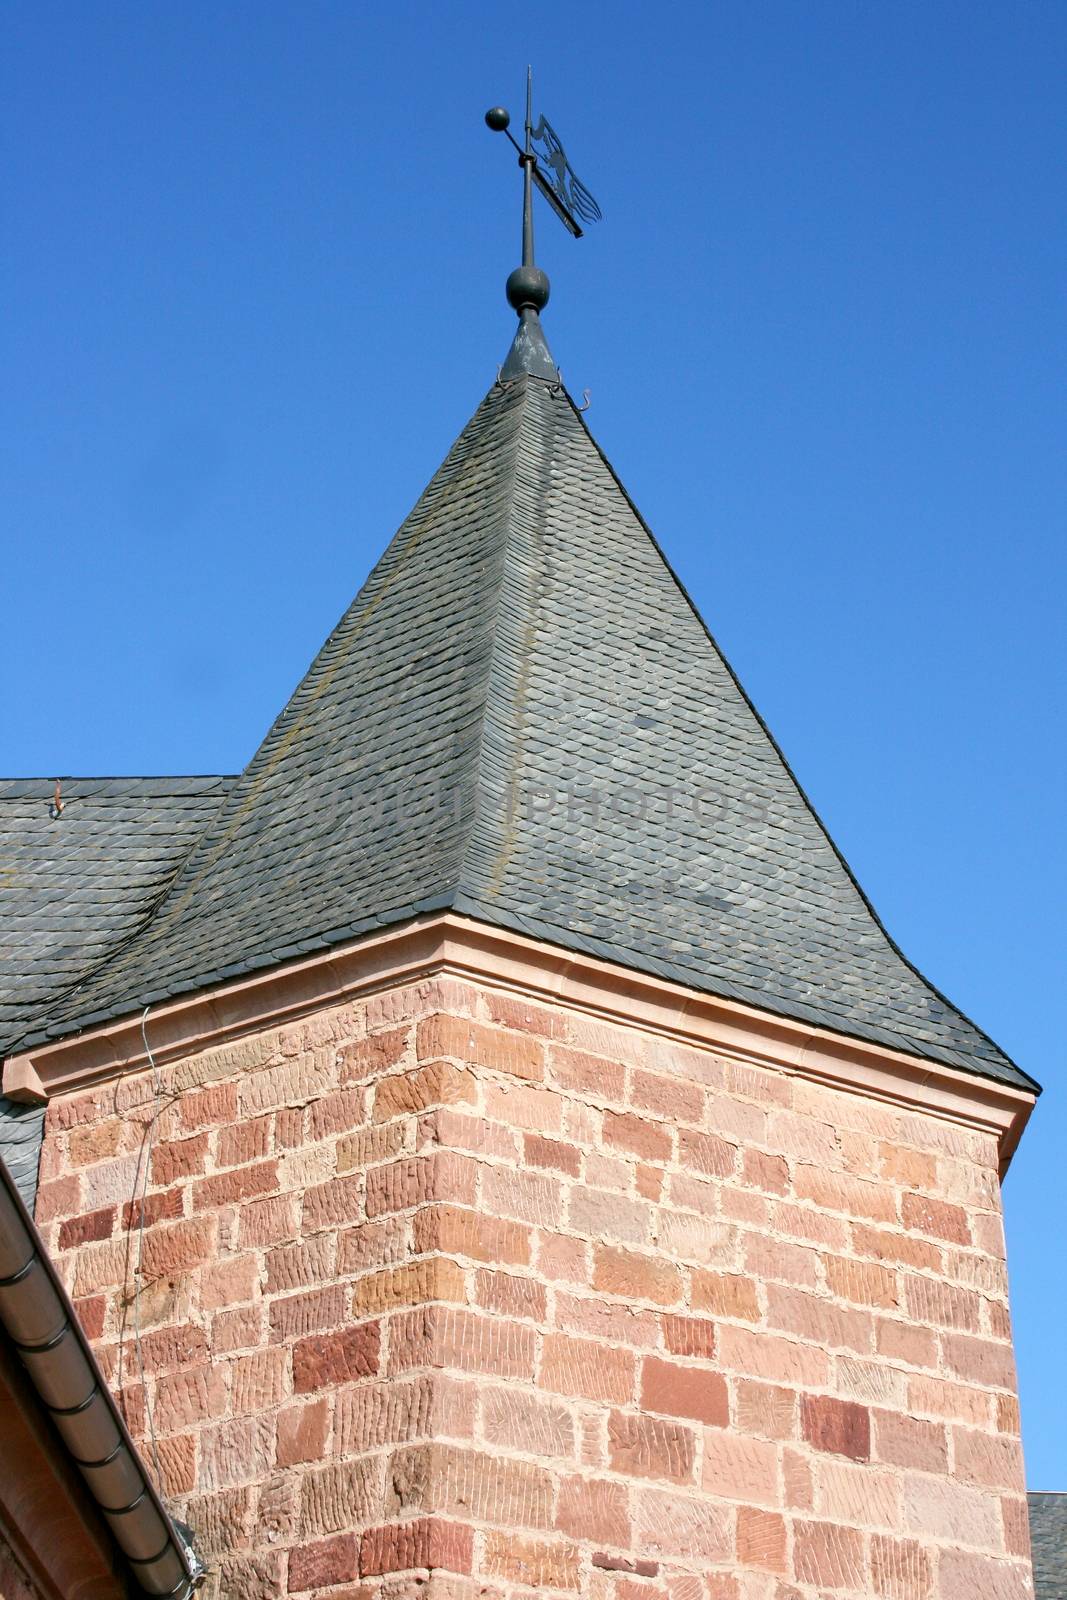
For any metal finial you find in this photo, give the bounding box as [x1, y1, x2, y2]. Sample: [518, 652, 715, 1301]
[484, 67, 601, 323]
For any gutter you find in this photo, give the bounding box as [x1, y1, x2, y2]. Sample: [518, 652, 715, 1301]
[0, 1155, 203, 1597]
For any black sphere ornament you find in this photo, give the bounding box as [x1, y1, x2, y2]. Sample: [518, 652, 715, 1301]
[506, 265, 550, 313]
[485, 107, 510, 132]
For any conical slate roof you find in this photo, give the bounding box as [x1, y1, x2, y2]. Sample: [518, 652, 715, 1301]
[28, 352, 1029, 1088]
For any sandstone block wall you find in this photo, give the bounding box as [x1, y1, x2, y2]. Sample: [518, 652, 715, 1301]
[35, 975, 1032, 1599]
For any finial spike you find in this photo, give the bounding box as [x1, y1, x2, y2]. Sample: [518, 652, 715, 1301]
[485, 71, 601, 377]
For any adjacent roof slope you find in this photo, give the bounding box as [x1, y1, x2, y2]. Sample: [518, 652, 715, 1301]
[15, 371, 1030, 1091]
[0, 777, 233, 1202]
[1029, 1493, 1067, 1600]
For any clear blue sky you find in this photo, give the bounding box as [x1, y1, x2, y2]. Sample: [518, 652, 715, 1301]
[4, 2, 1065, 1484]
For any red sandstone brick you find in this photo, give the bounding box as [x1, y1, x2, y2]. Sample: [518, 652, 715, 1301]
[661, 1315, 716, 1359]
[192, 1160, 278, 1211]
[238, 1194, 300, 1248]
[483, 1531, 581, 1591]
[140, 1218, 216, 1281]
[902, 1190, 971, 1244]
[276, 1397, 328, 1467]
[640, 1357, 728, 1426]
[274, 1105, 304, 1147]
[292, 1322, 381, 1391]
[303, 1172, 364, 1232]
[602, 1111, 671, 1164]
[876, 1316, 937, 1368]
[417, 1013, 543, 1081]
[635, 1163, 663, 1201]
[742, 1148, 789, 1194]
[702, 1431, 779, 1503]
[35, 1175, 81, 1222]
[67, 1120, 125, 1165]
[996, 1392, 1022, 1434]
[904, 1272, 981, 1330]
[736, 1507, 787, 1572]
[853, 1221, 943, 1271]
[879, 1141, 938, 1189]
[667, 1171, 720, 1218]
[58, 1206, 114, 1248]
[475, 1269, 547, 1321]
[736, 1379, 797, 1440]
[938, 1551, 1032, 1600]
[481, 1163, 562, 1226]
[556, 1475, 630, 1547]
[608, 1410, 696, 1484]
[540, 1333, 636, 1404]
[482, 1385, 573, 1457]
[217, 1114, 272, 1169]
[943, 1331, 1018, 1390]
[270, 1284, 348, 1342]
[366, 1153, 477, 1217]
[630, 1070, 704, 1124]
[554, 1291, 659, 1349]
[337, 1218, 407, 1276]
[483, 992, 567, 1040]
[870, 1534, 933, 1599]
[482, 1078, 562, 1134]
[388, 1305, 536, 1381]
[180, 1082, 237, 1130]
[767, 1282, 872, 1354]
[151, 1132, 208, 1185]
[676, 1128, 736, 1179]
[339, 1024, 408, 1083]
[793, 1519, 865, 1590]
[594, 1246, 683, 1306]
[137, 1322, 208, 1375]
[536, 1230, 588, 1283]
[795, 1164, 896, 1222]
[156, 1363, 227, 1432]
[74, 1294, 106, 1341]
[550, 1044, 626, 1100]
[873, 1408, 948, 1472]
[634, 1487, 732, 1561]
[122, 1187, 184, 1231]
[744, 1233, 819, 1288]
[265, 1235, 334, 1295]
[824, 1253, 899, 1308]
[909, 1373, 995, 1427]
[954, 1426, 1026, 1491]
[353, 1258, 466, 1315]
[213, 1304, 263, 1353]
[288, 1534, 359, 1591]
[524, 1133, 581, 1176]
[690, 1270, 760, 1321]
[1001, 1495, 1031, 1559]
[801, 1393, 870, 1460]
[374, 1062, 477, 1122]
[414, 1204, 531, 1265]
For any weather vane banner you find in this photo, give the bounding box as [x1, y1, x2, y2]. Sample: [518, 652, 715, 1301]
[486, 68, 601, 240]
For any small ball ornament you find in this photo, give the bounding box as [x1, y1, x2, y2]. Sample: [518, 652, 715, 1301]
[485, 107, 511, 132]
[506, 265, 550, 313]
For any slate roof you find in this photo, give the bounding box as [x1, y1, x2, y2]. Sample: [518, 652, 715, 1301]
[0, 776, 234, 1202]
[1030, 1493, 1067, 1599]
[1, 353, 1032, 1099]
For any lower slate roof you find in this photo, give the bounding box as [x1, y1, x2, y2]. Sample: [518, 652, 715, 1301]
[0, 776, 234, 1203]
[2, 373, 1033, 1099]
[1029, 1492, 1067, 1600]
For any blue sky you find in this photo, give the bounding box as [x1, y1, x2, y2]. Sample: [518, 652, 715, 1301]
[4, 2, 1065, 1484]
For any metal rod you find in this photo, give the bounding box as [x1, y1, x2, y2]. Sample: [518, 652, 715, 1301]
[522, 65, 534, 268]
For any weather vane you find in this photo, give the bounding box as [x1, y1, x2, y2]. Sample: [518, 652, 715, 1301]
[485, 67, 601, 331]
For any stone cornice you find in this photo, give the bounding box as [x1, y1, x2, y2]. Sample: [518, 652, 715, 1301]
[3, 913, 1034, 1176]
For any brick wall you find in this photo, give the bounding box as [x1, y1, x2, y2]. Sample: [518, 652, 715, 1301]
[36, 975, 1033, 1599]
